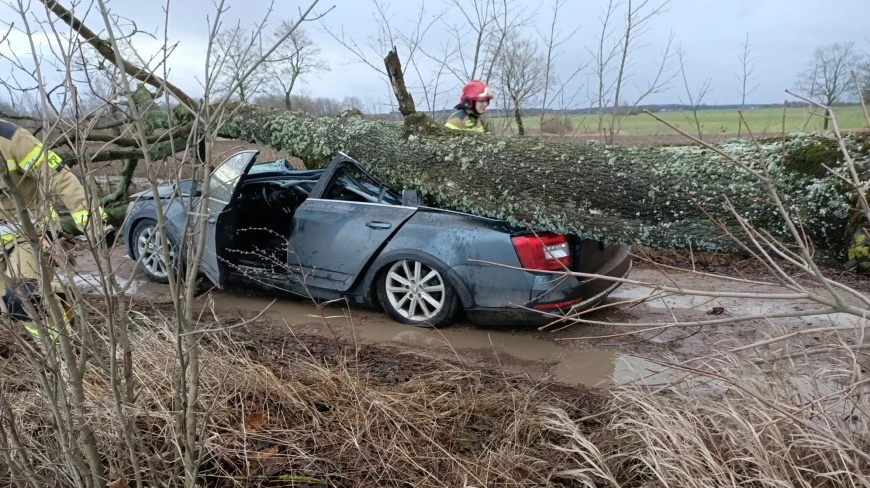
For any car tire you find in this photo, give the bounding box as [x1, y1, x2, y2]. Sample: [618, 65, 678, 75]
[377, 259, 459, 328]
[130, 219, 179, 284]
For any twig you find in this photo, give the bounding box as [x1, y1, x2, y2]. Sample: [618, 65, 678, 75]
[469, 258, 811, 300]
[786, 89, 870, 224]
[854, 71, 870, 129]
[552, 308, 839, 340]
[40, 0, 199, 110]
[648, 107, 848, 310]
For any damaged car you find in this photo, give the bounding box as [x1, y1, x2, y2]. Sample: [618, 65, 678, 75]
[123, 150, 631, 327]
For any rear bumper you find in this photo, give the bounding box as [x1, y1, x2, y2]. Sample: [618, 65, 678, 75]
[466, 243, 632, 326]
[528, 242, 632, 311]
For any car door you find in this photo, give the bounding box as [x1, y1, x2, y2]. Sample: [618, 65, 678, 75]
[198, 150, 259, 288]
[288, 157, 416, 291]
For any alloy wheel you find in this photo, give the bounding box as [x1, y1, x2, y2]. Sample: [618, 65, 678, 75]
[384, 260, 446, 321]
[136, 226, 174, 279]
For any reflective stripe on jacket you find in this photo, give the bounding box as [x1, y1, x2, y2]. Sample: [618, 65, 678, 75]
[444, 110, 485, 132]
[0, 119, 105, 242]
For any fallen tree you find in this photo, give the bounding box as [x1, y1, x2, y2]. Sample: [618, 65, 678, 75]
[216, 104, 867, 262]
[42, 0, 866, 263]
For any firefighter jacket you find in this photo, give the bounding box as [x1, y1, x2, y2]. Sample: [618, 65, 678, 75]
[0, 119, 104, 245]
[444, 109, 485, 132]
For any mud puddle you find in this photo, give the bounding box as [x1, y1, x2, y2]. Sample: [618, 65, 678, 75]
[609, 282, 863, 328]
[202, 292, 677, 388]
[68, 273, 149, 295]
[74, 256, 864, 394]
[354, 321, 677, 387]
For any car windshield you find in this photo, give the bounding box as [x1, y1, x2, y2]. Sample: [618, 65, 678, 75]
[325, 162, 401, 205]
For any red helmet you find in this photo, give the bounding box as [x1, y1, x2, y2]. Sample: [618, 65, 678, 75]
[460, 80, 493, 106]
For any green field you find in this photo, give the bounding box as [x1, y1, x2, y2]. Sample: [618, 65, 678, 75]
[492, 105, 868, 136]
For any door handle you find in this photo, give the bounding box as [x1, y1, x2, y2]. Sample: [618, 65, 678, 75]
[366, 221, 392, 229]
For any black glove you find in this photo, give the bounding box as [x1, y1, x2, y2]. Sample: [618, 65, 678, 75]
[104, 227, 118, 247]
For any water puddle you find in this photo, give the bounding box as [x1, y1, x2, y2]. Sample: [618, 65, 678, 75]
[64, 273, 148, 296]
[355, 322, 679, 387]
[212, 294, 676, 388]
[610, 284, 862, 328]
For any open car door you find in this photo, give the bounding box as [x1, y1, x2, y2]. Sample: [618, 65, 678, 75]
[199, 150, 259, 288]
[288, 155, 416, 291]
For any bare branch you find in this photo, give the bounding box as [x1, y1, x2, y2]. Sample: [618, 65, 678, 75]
[853, 70, 870, 129]
[786, 89, 870, 224]
[676, 45, 713, 140]
[736, 32, 758, 137]
[39, 0, 199, 110]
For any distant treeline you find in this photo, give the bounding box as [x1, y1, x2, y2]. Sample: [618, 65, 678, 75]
[3, 93, 859, 123]
[421, 102, 862, 118]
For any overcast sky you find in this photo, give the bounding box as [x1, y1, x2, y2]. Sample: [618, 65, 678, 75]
[1, 0, 868, 112]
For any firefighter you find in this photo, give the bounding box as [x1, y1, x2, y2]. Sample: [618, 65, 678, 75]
[444, 80, 493, 133]
[0, 118, 109, 338]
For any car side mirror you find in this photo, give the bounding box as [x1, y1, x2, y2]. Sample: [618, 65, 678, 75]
[402, 189, 422, 207]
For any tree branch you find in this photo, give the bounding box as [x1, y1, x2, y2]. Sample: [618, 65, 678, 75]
[39, 0, 199, 110]
[54, 122, 194, 149]
[384, 48, 416, 116]
[57, 139, 182, 165]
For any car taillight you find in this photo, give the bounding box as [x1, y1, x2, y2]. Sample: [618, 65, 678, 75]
[511, 232, 571, 271]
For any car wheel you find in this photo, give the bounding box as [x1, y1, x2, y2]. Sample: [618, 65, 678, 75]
[377, 259, 459, 328]
[131, 219, 178, 283]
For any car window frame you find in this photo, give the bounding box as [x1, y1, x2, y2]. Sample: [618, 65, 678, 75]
[209, 150, 259, 204]
[322, 159, 401, 205]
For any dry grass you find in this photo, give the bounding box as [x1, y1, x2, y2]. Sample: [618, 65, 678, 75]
[0, 320, 596, 487]
[1, 315, 868, 487]
[592, 387, 870, 487]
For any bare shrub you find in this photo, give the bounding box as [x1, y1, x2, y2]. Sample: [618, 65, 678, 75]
[540, 114, 574, 134]
[532, 77, 870, 488]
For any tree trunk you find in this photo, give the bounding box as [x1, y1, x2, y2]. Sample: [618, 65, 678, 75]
[514, 105, 525, 136]
[384, 49, 416, 116]
[217, 104, 863, 262]
[238, 82, 247, 103]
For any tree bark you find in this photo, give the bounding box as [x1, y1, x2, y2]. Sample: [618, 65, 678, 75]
[217, 103, 864, 262]
[52, 127, 193, 166]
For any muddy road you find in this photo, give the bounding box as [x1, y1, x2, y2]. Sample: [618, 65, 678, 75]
[73, 246, 869, 392]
